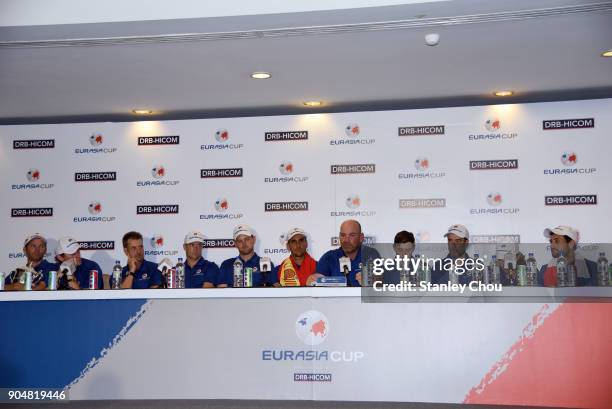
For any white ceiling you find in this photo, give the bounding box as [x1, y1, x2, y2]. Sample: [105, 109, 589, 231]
[0, 0, 611, 124]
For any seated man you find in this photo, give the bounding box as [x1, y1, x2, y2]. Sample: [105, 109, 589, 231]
[182, 231, 219, 288]
[383, 230, 416, 285]
[431, 224, 473, 285]
[316, 219, 381, 287]
[4, 234, 55, 291]
[275, 227, 317, 286]
[539, 226, 597, 287]
[217, 225, 278, 287]
[55, 236, 104, 290]
[119, 231, 162, 289]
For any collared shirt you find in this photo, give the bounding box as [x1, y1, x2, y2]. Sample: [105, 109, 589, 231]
[5, 259, 56, 288]
[72, 258, 104, 289]
[217, 253, 277, 287]
[317, 245, 381, 287]
[121, 260, 162, 289]
[430, 254, 473, 285]
[184, 257, 219, 288]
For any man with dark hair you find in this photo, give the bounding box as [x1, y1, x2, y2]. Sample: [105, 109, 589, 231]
[316, 219, 381, 287]
[383, 230, 416, 284]
[4, 234, 55, 291]
[539, 226, 597, 286]
[118, 231, 161, 289]
[275, 227, 318, 286]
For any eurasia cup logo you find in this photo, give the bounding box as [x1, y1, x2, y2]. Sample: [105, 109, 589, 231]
[487, 192, 503, 206]
[214, 198, 229, 212]
[279, 233, 288, 245]
[26, 168, 41, 182]
[151, 235, 164, 248]
[215, 128, 229, 143]
[416, 231, 431, 243]
[414, 157, 429, 171]
[561, 152, 577, 166]
[88, 201, 102, 215]
[345, 123, 360, 137]
[485, 118, 501, 131]
[295, 310, 329, 346]
[345, 195, 361, 209]
[151, 165, 165, 179]
[279, 161, 294, 175]
[89, 133, 103, 146]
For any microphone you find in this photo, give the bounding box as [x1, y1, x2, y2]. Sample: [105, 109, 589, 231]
[59, 260, 75, 279]
[259, 257, 271, 287]
[158, 258, 172, 273]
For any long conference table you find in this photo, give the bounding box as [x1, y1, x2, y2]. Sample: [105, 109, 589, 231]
[1, 287, 611, 409]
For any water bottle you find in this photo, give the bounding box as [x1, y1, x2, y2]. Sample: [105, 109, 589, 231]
[556, 251, 568, 287]
[448, 262, 459, 285]
[486, 255, 501, 285]
[176, 258, 185, 289]
[233, 258, 243, 288]
[597, 252, 609, 286]
[112, 260, 122, 289]
[361, 259, 371, 286]
[417, 256, 431, 285]
[525, 252, 538, 286]
[567, 264, 576, 287]
[24, 271, 32, 291]
[0, 272, 5, 291]
[471, 253, 483, 283]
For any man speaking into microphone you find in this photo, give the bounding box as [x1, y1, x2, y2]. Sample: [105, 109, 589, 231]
[315, 219, 381, 286]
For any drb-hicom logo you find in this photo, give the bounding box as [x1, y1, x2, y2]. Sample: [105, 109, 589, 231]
[202, 239, 235, 248]
[13, 139, 55, 149]
[201, 129, 244, 150]
[11, 207, 53, 217]
[469, 118, 518, 141]
[79, 241, 115, 250]
[146, 234, 179, 256]
[137, 165, 179, 187]
[200, 198, 243, 220]
[11, 168, 54, 190]
[331, 236, 376, 246]
[265, 161, 309, 183]
[470, 193, 520, 215]
[469, 159, 519, 170]
[265, 201, 309, 212]
[74, 172, 117, 182]
[399, 198, 446, 209]
[398, 125, 445, 136]
[74, 202, 116, 223]
[136, 205, 179, 215]
[543, 118, 594, 130]
[329, 122, 375, 146]
[137, 135, 179, 146]
[264, 130, 308, 142]
[330, 164, 376, 174]
[545, 195, 597, 206]
[398, 157, 446, 180]
[543, 152, 596, 175]
[261, 310, 364, 363]
[201, 168, 243, 178]
[330, 195, 376, 217]
[75, 133, 118, 154]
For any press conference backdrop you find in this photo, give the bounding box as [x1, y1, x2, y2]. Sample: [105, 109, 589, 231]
[1, 98, 610, 272]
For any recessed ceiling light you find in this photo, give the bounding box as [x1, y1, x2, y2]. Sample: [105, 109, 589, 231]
[132, 109, 154, 115]
[494, 91, 514, 97]
[601, 49, 612, 57]
[303, 101, 323, 107]
[251, 72, 271, 79]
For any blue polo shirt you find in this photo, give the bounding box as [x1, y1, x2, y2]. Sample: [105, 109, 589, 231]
[72, 258, 104, 289]
[121, 260, 162, 289]
[5, 259, 56, 288]
[430, 255, 473, 285]
[317, 245, 382, 287]
[217, 253, 277, 287]
[185, 257, 219, 288]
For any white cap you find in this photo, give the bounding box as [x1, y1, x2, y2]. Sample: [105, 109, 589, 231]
[444, 224, 469, 240]
[24, 233, 46, 247]
[56, 236, 80, 255]
[233, 224, 254, 240]
[286, 227, 307, 242]
[184, 231, 205, 244]
[544, 226, 579, 243]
